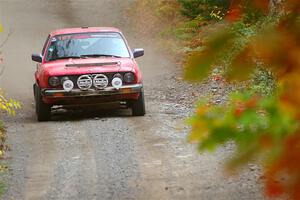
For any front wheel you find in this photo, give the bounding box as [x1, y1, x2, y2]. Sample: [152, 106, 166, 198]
[34, 84, 51, 121]
[132, 91, 146, 116]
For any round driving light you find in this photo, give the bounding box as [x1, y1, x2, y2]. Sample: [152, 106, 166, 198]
[112, 77, 123, 90]
[77, 75, 93, 90]
[63, 80, 74, 92]
[93, 74, 109, 89]
[124, 72, 135, 83]
[49, 76, 60, 87]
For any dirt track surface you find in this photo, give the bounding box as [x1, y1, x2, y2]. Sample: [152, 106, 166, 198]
[0, 0, 264, 199]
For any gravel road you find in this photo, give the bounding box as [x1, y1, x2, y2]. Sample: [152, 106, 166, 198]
[0, 0, 265, 199]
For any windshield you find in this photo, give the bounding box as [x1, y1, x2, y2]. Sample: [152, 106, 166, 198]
[45, 32, 130, 61]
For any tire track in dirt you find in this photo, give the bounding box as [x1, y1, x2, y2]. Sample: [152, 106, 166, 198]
[43, 121, 98, 200]
[23, 123, 59, 200]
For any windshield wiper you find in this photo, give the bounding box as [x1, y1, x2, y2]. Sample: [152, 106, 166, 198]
[80, 54, 122, 58]
[49, 56, 81, 61]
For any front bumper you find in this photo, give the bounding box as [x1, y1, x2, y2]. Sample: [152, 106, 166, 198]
[42, 84, 143, 98]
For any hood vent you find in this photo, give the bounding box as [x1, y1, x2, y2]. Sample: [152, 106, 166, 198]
[66, 62, 120, 67]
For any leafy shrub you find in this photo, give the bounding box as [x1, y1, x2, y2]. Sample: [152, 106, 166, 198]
[251, 67, 276, 96]
[177, 0, 231, 20]
[0, 89, 21, 161]
[0, 91, 21, 116]
[0, 25, 22, 159]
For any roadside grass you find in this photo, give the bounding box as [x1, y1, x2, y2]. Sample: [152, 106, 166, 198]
[1, 23, 22, 200]
[0, 161, 8, 198]
[0, 181, 5, 197]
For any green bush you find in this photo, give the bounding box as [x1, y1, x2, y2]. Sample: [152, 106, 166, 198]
[251, 67, 276, 96]
[177, 0, 230, 20]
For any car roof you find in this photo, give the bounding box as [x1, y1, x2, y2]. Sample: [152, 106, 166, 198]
[50, 27, 122, 36]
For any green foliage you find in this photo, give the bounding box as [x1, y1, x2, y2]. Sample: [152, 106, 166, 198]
[177, 0, 230, 20]
[184, 30, 235, 80]
[0, 91, 21, 162]
[0, 91, 21, 163]
[0, 92, 21, 116]
[0, 25, 15, 199]
[188, 92, 297, 168]
[184, 15, 281, 82]
[0, 181, 5, 198]
[243, 7, 266, 24]
[251, 67, 276, 96]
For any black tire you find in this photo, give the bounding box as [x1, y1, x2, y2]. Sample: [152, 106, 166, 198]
[34, 84, 51, 121]
[132, 91, 146, 116]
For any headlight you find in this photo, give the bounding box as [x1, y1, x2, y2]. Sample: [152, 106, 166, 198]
[124, 72, 135, 83]
[48, 76, 60, 87]
[113, 73, 123, 80]
[61, 76, 69, 85]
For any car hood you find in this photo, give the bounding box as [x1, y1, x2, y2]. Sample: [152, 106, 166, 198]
[43, 57, 134, 76]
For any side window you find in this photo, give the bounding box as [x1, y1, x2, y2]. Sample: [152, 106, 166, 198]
[41, 35, 50, 56]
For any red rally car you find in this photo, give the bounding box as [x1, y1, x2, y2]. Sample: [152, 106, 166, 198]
[32, 27, 145, 121]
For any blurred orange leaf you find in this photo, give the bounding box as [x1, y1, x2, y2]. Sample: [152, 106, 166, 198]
[226, 7, 242, 22]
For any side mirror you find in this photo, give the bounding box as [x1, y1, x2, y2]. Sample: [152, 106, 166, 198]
[133, 48, 144, 58]
[32, 54, 43, 63]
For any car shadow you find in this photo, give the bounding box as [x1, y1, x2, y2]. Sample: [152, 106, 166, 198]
[18, 101, 135, 123]
[51, 102, 132, 121]
[50, 105, 132, 122]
